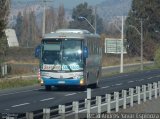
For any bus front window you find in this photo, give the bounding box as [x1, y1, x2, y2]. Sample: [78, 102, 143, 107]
[62, 40, 83, 71]
[42, 43, 61, 64]
[41, 39, 83, 71]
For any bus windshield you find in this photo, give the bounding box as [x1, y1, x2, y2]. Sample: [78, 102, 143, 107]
[42, 39, 83, 71]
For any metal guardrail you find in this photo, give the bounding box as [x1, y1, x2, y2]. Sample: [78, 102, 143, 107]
[2, 81, 160, 119]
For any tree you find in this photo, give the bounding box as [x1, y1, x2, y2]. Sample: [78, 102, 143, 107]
[29, 11, 39, 47]
[22, 9, 29, 47]
[125, 0, 160, 60]
[155, 47, 160, 67]
[15, 12, 23, 45]
[0, 0, 10, 61]
[69, 2, 104, 34]
[57, 4, 66, 29]
[45, 7, 57, 33]
[15, 10, 40, 47]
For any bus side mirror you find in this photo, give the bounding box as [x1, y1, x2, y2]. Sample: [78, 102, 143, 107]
[35, 44, 41, 59]
[83, 46, 88, 59]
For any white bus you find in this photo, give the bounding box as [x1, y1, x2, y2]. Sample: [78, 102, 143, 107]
[35, 29, 102, 90]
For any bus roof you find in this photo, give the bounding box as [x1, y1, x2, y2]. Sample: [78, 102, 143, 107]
[43, 29, 99, 39]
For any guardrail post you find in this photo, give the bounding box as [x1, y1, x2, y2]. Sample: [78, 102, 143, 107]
[87, 88, 91, 100]
[106, 94, 111, 113]
[105, 94, 108, 103]
[1, 64, 5, 77]
[142, 85, 146, 102]
[59, 105, 65, 119]
[72, 101, 79, 119]
[129, 88, 134, 107]
[96, 96, 101, 114]
[122, 90, 126, 109]
[153, 82, 158, 99]
[26, 112, 34, 119]
[86, 99, 91, 119]
[114, 92, 119, 112]
[148, 84, 152, 100]
[158, 81, 160, 97]
[85, 99, 87, 108]
[136, 86, 141, 104]
[86, 88, 91, 119]
[43, 108, 50, 119]
[5, 64, 7, 75]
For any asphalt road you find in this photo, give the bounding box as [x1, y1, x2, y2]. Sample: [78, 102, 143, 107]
[0, 69, 160, 114]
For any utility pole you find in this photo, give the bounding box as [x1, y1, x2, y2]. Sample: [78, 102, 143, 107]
[94, 6, 97, 34]
[120, 16, 124, 73]
[140, 19, 143, 71]
[42, 0, 46, 37]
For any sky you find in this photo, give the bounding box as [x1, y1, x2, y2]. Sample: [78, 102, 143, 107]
[53, 0, 106, 9]
[12, 0, 106, 9]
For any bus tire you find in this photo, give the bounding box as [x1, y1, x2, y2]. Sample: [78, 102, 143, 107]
[92, 81, 99, 88]
[45, 85, 51, 91]
[79, 85, 87, 91]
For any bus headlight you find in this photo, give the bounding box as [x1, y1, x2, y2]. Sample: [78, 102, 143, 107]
[40, 79, 44, 86]
[80, 79, 84, 85]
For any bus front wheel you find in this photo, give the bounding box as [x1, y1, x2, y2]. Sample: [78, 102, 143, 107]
[45, 85, 51, 91]
[92, 81, 99, 88]
[79, 85, 87, 91]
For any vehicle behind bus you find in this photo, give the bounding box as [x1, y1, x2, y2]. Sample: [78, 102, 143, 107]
[35, 29, 102, 90]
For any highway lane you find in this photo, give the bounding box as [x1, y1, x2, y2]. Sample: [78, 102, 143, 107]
[0, 69, 160, 113]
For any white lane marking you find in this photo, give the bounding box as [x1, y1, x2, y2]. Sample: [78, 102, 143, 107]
[128, 81, 134, 83]
[11, 103, 30, 108]
[139, 79, 144, 81]
[155, 75, 160, 78]
[112, 75, 124, 79]
[101, 86, 109, 89]
[115, 83, 122, 86]
[40, 97, 54, 102]
[147, 77, 153, 79]
[4, 109, 10, 111]
[0, 88, 43, 97]
[146, 71, 151, 73]
[65, 93, 76, 97]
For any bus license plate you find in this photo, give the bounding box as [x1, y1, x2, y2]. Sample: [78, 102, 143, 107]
[58, 81, 65, 84]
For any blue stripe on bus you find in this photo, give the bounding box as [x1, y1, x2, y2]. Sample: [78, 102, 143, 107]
[42, 78, 81, 86]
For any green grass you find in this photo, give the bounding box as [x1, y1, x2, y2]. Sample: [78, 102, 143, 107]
[102, 64, 159, 78]
[0, 78, 39, 90]
[143, 65, 159, 70]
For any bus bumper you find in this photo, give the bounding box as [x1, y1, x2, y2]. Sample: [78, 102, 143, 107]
[42, 78, 84, 86]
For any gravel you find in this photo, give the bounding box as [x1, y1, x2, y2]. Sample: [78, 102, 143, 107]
[119, 97, 160, 113]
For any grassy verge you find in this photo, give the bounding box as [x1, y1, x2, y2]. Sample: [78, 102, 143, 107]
[144, 65, 159, 70]
[102, 64, 158, 78]
[0, 78, 39, 90]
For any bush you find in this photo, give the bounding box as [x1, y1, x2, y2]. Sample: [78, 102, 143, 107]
[154, 47, 160, 68]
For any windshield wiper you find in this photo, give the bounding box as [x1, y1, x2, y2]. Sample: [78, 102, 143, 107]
[63, 60, 72, 72]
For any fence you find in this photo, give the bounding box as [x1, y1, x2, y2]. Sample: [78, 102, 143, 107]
[2, 81, 160, 119]
[0, 64, 8, 77]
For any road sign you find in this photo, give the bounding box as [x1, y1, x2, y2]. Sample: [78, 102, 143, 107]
[105, 38, 127, 54]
